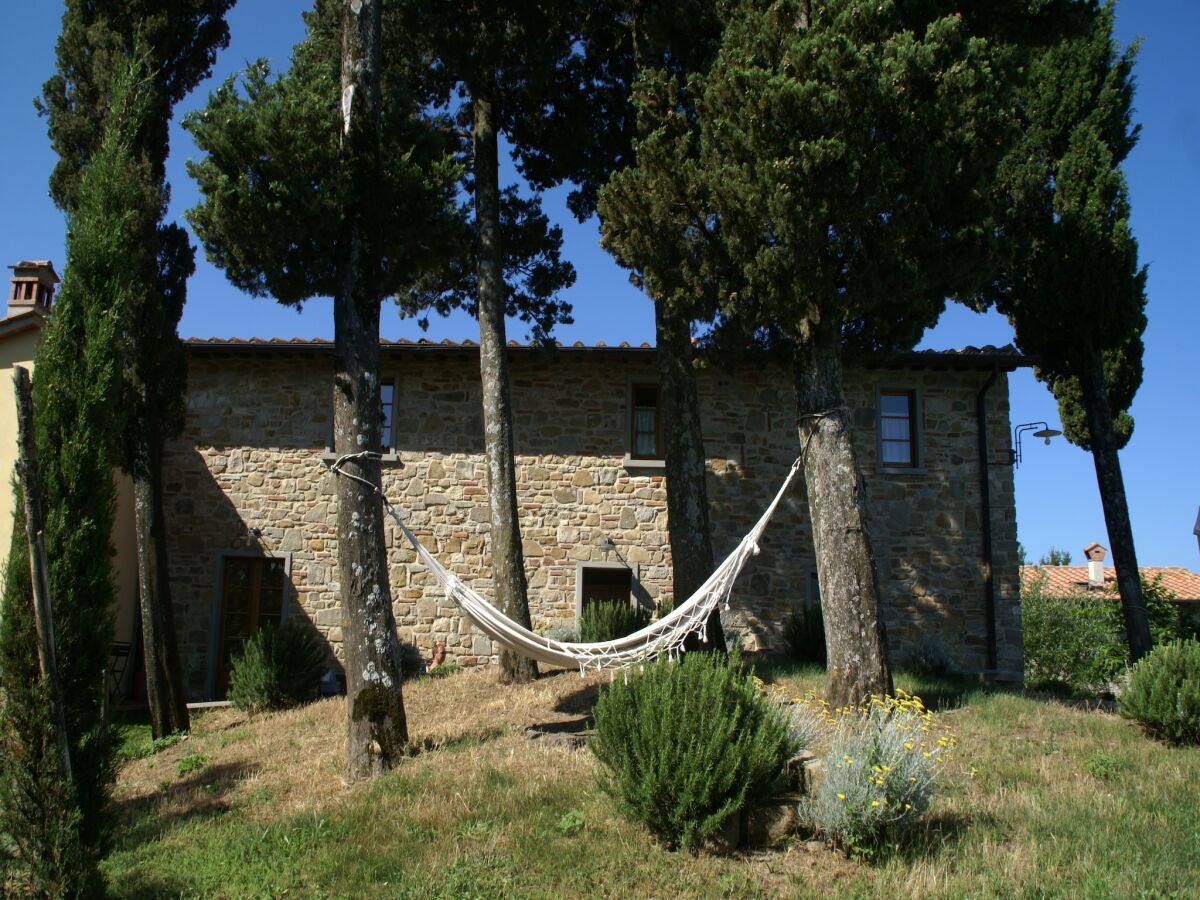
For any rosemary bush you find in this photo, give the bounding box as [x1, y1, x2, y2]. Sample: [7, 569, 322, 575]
[580, 600, 651, 643]
[228, 622, 326, 713]
[1118, 639, 1200, 745]
[591, 651, 794, 850]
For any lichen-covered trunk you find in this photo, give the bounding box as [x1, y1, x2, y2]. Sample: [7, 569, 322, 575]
[794, 328, 893, 707]
[130, 413, 189, 738]
[473, 87, 537, 684]
[655, 301, 724, 650]
[338, 0, 407, 782]
[1079, 362, 1151, 662]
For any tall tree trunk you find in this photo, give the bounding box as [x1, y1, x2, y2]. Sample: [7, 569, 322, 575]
[338, 0, 408, 782]
[655, 301, 724, 650]
[473, 86, 537, 684]
[1078, 361, 1151, 661]
[130, 411, 189, 738]
[794, 327, 893, 707]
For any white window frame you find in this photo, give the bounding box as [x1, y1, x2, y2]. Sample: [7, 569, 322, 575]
[876, 385, 925, 474]
[321, 372, 400, 465]
[622, 378, 665, 472]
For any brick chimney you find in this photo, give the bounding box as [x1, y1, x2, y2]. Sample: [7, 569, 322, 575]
[6, 260, 59, 318]
[1083, 542, 1107, 588]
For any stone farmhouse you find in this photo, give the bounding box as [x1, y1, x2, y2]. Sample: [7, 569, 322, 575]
[1, 260, 1028, 702]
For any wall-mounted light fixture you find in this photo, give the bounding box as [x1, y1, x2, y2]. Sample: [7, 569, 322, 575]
[1001, 421, 1062, 468]
[596, 536, 616, 555]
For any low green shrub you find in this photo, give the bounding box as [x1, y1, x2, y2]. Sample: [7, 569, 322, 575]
[782, 603, 826, 666]
[580, 600, 651, 643]
[906, 633, 954, 678]
[1023, 572, 1184, 694]
[227, 622, 326, 713]
[1118, 639, 1200, 745]
[798, 692, 957, 856]
[426, 663, 462, 680]
[175, 754, 207, 778]
[590, 650, 795, 851]
[541, 621, 580, 644]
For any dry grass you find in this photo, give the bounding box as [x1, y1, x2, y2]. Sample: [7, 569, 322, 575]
[102, 666, 1200, 898]
[114, 666, 608, 825]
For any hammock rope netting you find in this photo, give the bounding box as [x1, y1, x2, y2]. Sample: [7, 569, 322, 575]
[331, 453, 803, 675]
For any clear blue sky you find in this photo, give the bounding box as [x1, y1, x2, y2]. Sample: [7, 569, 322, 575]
[3, 2, 1197, 568]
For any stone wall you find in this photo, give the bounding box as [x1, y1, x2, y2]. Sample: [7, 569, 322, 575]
[163, 346, 1022, 699]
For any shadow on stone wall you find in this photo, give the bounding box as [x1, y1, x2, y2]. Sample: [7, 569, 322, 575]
[165, 445, 344, 702]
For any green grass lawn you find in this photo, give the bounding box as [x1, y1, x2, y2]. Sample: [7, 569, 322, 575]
[101, 666, 1200, 899]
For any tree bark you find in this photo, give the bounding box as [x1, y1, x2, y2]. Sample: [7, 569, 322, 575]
[1078, 361, 1151, 661]
[13, 366, 75, 785]
[473, 86, 538, 684]
[793, 328, 893, 707]
[338, 0, 408, 782]
[655, 301, 724, 650]
[130, 412, 190, 738]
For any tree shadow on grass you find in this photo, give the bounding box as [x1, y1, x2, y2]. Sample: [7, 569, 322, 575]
[553, 681, 602, 718]
[885, 809, 998, 866]
[113, 760, 261, 850]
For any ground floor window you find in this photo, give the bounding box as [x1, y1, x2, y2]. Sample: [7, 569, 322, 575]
[212, 554, 289, 696]
[574, 561, 645, 622]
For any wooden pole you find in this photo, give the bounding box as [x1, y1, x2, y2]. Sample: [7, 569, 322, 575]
[12, 365, 74, 782]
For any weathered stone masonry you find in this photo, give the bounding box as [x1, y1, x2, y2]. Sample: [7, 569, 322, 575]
[164, 343, 1023, 699]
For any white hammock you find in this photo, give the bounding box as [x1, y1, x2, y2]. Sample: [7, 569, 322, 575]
[333, 455, 803, 673]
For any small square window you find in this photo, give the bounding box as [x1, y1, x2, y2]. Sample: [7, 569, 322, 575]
[879, 390, 918, 467]
[630, 383, 663, 460]
[326, 377, 397, 455]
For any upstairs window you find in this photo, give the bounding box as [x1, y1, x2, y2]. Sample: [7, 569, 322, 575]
[879, 390, 918, 467]
[630, 383, 663, 460]
[326, 377, 397, 458]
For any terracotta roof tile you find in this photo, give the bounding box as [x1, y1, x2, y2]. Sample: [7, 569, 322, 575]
[182, 336, 1028, 365]
[1020, 565, 1200, 603]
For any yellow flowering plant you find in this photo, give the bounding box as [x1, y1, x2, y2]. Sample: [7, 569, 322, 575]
[795, 690, 958, 855]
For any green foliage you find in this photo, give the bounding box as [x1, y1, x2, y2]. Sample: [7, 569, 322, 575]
[184, 0, 463, 311]
[426, 664, 462, 680]
[1118, 640, 1200, 746]
[980, 3, 1146, 451]
[579, 601, 652, 643]
[799, 694, 955, 856]
[556, 809, 585, 837]
[590, 651, 793, 850]
[0, 490, 95, 896]
[1039, 547, 1073, 566]
[227, 623, 327, 714]
[175, 755, 208, 778]
[782, 604, 826, 667]
[541, 621, 580, 644]
[1023, 572, 1184, 693]
[906, 634, 955, 679]
[1086, 750, 1130, 782]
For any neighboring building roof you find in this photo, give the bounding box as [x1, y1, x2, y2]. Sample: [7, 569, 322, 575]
[0, 307, 48, 339]
[1021, 565, 1200, 604]
[184, 337, 1032, 370]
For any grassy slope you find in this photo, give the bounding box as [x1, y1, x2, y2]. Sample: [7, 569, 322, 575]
[102, 666, 1200, 899]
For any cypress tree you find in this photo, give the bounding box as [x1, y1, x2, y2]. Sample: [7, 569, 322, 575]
[978, 0, 1152, 660]
[395, 0, 578, 683]
[0, 60, 161, 889]
[518, 1, 730, 649]
[603, 0, 1023, 705]
[186, 0, 471, 780]
[40, 0, 237, 738]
